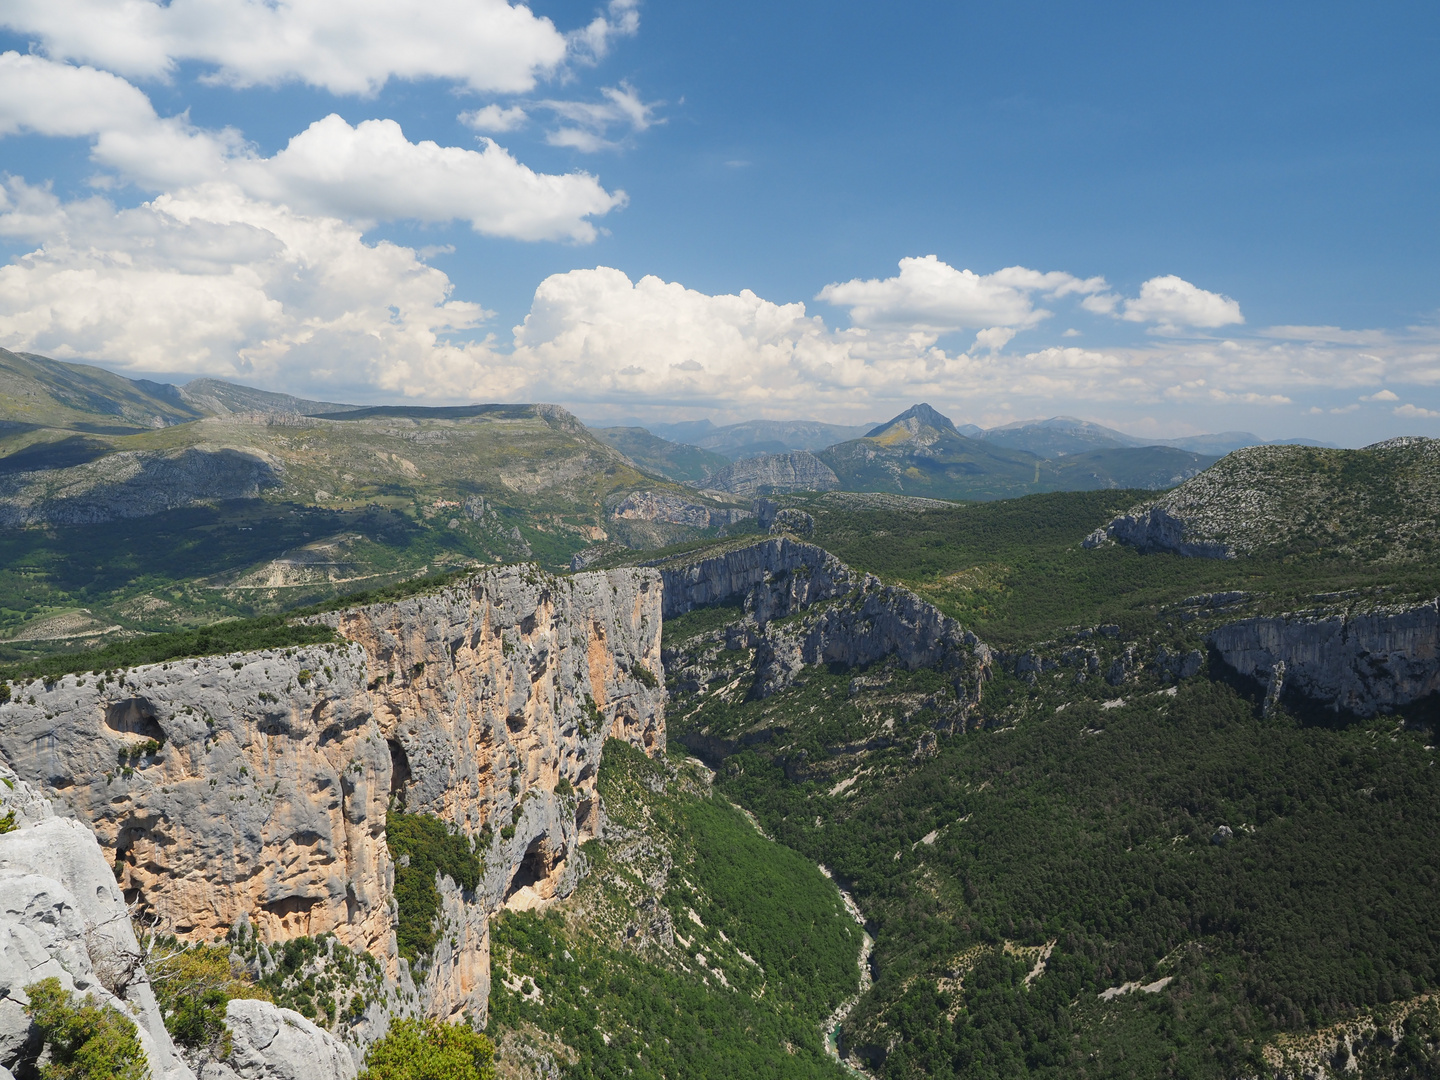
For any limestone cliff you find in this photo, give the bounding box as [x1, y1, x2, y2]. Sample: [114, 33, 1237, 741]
[658, 538, 992, 703]
[657, 536, 858, 620]
[0, 765, 192, 1080]
[1210, 599, 1440, 716]
[701, 452, 840, 496]
[0, 565, 665, 1025]
[609, 490, 752, 529]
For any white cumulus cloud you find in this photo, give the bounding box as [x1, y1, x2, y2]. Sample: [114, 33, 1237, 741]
[459, 105, 530, 134]
[0, 0, 572, 95]
[238, 115, 625, 241]
[1, 208, 1435, 425]
[510, 267, 835, 404]
[0, 51, 156, 137]
[1120, 274, 1244, 330]
[0, 54, 624, 243]
[0, 180, 511, 398]
[817, 255, 1109, 332]
[1395, 403, 1440, 420]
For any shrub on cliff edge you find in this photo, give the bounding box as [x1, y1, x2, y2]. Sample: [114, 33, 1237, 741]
[24, 977, 150, 1080]
[357, 1017, 495, 1080]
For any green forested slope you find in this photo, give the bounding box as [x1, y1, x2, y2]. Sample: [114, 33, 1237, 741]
[590, 426, 731, 483]
[690, 671, 1440, 1077]
[488, 740, 861, 1080]
[656, 484, 1440, 1078]
[795, 489, 1440, 647]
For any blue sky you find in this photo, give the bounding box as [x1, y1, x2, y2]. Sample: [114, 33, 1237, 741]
[0, 0, 1436, 443]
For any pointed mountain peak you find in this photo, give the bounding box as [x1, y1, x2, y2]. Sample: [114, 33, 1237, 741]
[865, 403, 959, 439]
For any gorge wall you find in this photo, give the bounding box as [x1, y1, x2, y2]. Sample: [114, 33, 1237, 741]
[0, 564, 665, 1024]
[659, 537, 992, 703]
[1210, 599, 1440, 716]
[657, 536, 858, 621]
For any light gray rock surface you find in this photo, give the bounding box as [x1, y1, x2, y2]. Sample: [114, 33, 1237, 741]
[658, 538, 992, 704]
[610, 491, 751, 529]
[749, 577, 990, 700]
[0, 768, 193, 1080]
[1210, 600, 1440, 716]
[657, 536, 857, 619]
[202, 999, 355, 1080]
[702, 453, 840, 496]
[1095, 505, 1233, 559]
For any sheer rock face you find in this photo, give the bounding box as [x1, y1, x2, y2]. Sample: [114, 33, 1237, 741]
[658, 536, 857, 620]
[0, 565, 664, 1021]
[702, 452, 840, 496]
[749, 577, 990, 700]
[1210, 600, 1440, 716]
[659, 538, 991, 703]
[0, 767, 193, 1080]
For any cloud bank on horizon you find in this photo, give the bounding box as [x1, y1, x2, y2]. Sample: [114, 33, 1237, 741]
[0, 0, 1433, 441]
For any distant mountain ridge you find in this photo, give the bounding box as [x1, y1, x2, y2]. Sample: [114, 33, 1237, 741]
[598, 402, 1235, 500]
[980, 415, 1334, 458]
[806, 403, 1219, 501]
[177, 378, 355, 418]
[0, 349, 206, 433]
[622, 408, 1334, 466]
[641, 417, 876, 460]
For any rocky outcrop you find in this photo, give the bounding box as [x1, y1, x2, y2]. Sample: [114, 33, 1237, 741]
[0, 447, 282, 528]
[610, 491, 752, 529]
[1092, 439, 1440, 560]
[0, 564, 665, 1025]
[1088, 505, 1233, 559]
[754, 500, 815, 537]
[702, 453, 840, 496]
[748, 578, 991, 699]
[659, 538, 991, 702]
[1210, 600, 1440, 716]
[0, 766, 192, 1080]
[203, 999, 355, 1080]
[657, 537, 857, 620]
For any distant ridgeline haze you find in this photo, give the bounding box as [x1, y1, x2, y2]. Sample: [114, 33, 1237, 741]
[0, 349, 758, 657]
[595, 401, 1330, 499]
